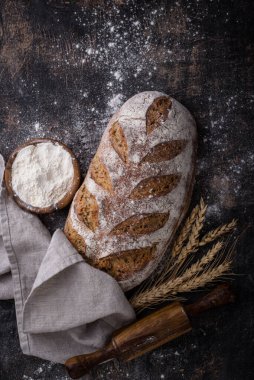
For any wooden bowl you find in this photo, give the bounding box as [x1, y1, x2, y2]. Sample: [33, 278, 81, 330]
[4, 138, 81, 214]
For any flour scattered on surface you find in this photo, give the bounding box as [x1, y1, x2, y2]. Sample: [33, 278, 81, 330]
[33, 366, 43, 374]
[34, 122, 40, 131]
[107, 93, 124, 115]
[206, 204, 222, 219]
[1, 0, 252, 236]
[196, 92, 254, 220]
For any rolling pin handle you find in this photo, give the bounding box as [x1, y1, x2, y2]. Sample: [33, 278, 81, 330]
[65, 342, 117, 379]
[185, 283, 235, 318]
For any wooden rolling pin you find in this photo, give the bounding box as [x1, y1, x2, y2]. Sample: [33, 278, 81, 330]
[65, 284, 235, 379]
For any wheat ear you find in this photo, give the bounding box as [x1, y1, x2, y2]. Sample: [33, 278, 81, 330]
[131, 258, 231, 311]
[130, 197, 237, 311]
[174, 198, 207, 265]
[172, 261, 232, 294]
[177, 241, 224, 281]
[159, 241, 223, 294]
[159, 198, 207, 281]
[171, 203, 200, 258]
[199, 219, 237, 247]
[130, 241, 227, 310]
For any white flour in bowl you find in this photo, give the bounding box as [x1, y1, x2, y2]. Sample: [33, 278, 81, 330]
[11, 142, 74, 208]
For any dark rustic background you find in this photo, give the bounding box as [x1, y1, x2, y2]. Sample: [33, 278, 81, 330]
[0, 0, 254, 379]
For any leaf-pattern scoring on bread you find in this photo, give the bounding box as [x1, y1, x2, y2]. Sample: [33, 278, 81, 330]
[146, 96, 172, 134]
[93, 244, 157, 280]
[109, 121, 128, 163]
[91, 155, 112, 192]
[110, 212, 169, 236]
[141, 140, 187, 163]
[65, 91, 197, 291]
[74, 184, 99, 232]
[129, 174, 181, 200]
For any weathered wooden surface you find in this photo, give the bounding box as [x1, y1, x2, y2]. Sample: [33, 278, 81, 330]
[0, 0, 253, 379]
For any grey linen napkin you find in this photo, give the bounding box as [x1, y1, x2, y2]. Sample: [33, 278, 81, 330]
[0, 154, 135, 364]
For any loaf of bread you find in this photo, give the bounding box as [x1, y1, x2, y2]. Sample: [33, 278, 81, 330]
[65, 91, 197, 291]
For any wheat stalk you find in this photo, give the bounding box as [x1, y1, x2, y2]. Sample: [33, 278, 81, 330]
[173, 261, 232, 294]
[160, 238, 222, 285]
[177, 241, 224, 281]
[159, 199, 207, 281]
[131, 275, 186, 310]
[130, 259, 232, 310]
[171, 203, 200, 258]
[199, 219, 237, 247]
[130, 198, 237, 312]
[174, 198, 207, 265]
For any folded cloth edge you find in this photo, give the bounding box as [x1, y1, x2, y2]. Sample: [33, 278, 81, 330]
[22, 229, 136, 333]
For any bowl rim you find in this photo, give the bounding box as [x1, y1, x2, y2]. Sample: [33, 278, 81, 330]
[4, 138, 81, 214]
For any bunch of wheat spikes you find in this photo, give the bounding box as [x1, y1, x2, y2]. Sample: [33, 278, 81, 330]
[130, 198, 237, 312]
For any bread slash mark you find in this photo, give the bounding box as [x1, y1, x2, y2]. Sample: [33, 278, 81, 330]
[109, 121, 128, 163]
[129, 174, 181, 199]
[110, 212, 169, 236]
[93, 244, 157, 280]
[146, 96, 172, 135]
[141, 140, 187, 163]
[74, 184, 99, 232]
[91, 155, 112, 192]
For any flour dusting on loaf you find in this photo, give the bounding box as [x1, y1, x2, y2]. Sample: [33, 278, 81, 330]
[65, 91, 197, 290]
